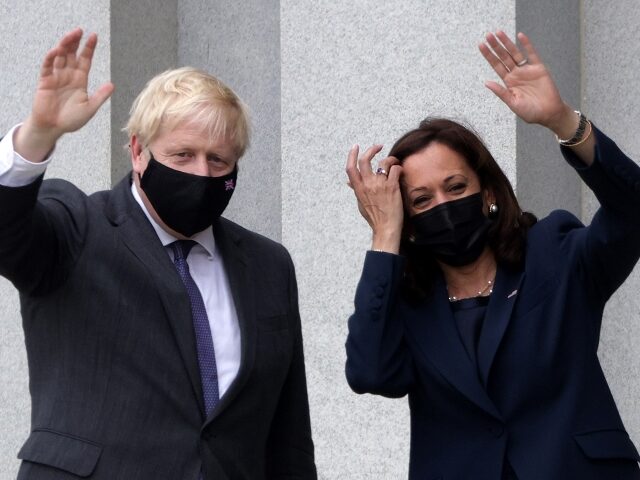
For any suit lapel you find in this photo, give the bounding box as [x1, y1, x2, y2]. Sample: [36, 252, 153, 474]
[205, 218, 257, 425]
[477, 266, 524, 387]
[408, 278, 502, 420]
[105, 176, 205, 415]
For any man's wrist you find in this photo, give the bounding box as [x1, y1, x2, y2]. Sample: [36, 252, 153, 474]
[14, 119, 60, 163]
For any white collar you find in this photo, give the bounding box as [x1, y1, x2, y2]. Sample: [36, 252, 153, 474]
[130, 182, 216, 258]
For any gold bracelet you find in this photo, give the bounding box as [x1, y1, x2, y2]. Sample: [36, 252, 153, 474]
[564, 120, 592, 147]
[556, 110, 588, 146]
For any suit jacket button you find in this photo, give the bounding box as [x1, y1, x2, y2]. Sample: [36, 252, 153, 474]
[374, 286, 385, 296]
[370, 297, 383, 309]
[490, 425, 504, 437]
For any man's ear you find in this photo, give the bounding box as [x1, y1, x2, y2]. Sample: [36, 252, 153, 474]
[130, 135, 146, 175]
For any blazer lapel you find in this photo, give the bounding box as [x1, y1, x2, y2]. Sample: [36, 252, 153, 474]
[408, 279, 502, 420]
[205, 218, 257, 425]
[105, 176, 205, 415]
[477, 266, 525, 387]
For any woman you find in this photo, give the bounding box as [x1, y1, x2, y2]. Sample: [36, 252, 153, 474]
[345, 31, 640, 479]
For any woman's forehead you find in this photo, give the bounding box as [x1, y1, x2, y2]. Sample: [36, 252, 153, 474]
[402, 143, 476, 184]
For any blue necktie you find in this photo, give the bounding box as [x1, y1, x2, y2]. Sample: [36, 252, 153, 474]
[170, 240, 220, 416]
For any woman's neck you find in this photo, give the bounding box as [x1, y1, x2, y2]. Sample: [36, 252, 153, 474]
[440, 247, 497, 301]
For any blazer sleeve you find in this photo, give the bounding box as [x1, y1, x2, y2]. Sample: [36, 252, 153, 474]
[345, 250, 414, 398]
[265, 252, 317, 479]
[0, 176, 87, 295]
[558, 125, 640, 304]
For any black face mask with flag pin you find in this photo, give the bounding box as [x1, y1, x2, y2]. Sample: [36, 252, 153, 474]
[140, 153, 237, 237]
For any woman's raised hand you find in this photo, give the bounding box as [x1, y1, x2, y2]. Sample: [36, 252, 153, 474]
[479, 31, 574, 134]
[346, 145, 404, 254]
[15, 28, 114, 162]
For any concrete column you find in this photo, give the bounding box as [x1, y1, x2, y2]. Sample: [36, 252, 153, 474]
[281, 2, 515, 477]
[110, 0, 178, 184]
[178, 0, 282, 241]
[515, 0, 582, 217]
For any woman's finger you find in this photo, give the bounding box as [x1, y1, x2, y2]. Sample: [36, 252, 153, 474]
[357, 144, 384, 179]
[377, 155, 400, 172]
[517, 32, 542, 65]
[387, 164, 402, 184]
[484, 80, 512, 106]
[478, 42, 510, 79]
[495, 31, 527, 67]
[345, 144, 362, 188]
[485, 32, 515, 72]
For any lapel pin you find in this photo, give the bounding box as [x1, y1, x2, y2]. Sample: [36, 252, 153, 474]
[507, 290, 518, 299]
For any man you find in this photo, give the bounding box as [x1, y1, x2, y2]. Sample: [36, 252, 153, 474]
[0, 28, 316, 479]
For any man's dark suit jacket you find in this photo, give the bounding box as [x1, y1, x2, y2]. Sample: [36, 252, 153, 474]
[0, 173, 317, 479]
[346, 127, 640, 479]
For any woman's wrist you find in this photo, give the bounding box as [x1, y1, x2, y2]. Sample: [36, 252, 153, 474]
[371, 229, 401, 254]
[546, 103, 580, 139]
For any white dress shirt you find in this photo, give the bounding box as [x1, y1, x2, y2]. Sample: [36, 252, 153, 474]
[0, 125, 241, 398]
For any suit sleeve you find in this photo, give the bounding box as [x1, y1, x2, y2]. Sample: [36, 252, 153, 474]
[345, 251, 414, 398]
[0, 176, 87, 295]
[265, 252, 317, 479]
[557, 125, 640, 304]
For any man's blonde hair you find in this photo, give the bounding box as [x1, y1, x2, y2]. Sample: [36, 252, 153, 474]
[125, 67, 250, 157]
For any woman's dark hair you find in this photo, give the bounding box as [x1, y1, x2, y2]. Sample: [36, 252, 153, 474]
[388, 117, 537, 301]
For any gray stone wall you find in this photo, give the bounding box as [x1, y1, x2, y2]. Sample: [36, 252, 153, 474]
[583, 0, 640, 444]
[281, 2, 516, 477]
[178, 0, 282, 241]
[1, 1, 638, 478]
[0, 3, 112, 479]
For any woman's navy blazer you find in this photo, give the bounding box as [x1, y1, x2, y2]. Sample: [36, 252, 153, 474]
[346, 127, 640, 480]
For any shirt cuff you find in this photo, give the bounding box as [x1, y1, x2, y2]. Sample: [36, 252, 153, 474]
[0, 124, 53, 187]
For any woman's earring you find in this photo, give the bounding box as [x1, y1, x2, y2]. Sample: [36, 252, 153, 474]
[489, 203, 499, 217]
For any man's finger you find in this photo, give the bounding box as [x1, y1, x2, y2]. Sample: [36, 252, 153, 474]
[40, 47, 59, 79]
[52, 52, 67, 71]
[87, 82, 115, 115]
[78, 33, 98, 73]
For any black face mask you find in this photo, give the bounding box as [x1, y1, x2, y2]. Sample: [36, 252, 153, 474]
[139, 154, 237, 237]
[409, 192, 490, 267]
